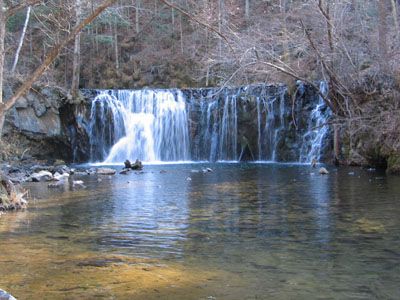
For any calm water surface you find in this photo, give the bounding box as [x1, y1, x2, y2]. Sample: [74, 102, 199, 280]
[0, 163, 399, 299]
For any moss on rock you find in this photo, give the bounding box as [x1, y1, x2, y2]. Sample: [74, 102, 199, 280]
[386, 154, 400, 174]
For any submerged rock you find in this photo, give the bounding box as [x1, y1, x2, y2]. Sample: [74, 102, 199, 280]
[96, 168, 116, 175]
[119, 169, 130, 175]
[355, 218, 386, 234]
[0, 289, 17, 300]
[73, 180, 86, 188]
[48, 180, 67, 189]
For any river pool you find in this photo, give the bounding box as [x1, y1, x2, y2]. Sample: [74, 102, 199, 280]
[0, 163, 399, 299]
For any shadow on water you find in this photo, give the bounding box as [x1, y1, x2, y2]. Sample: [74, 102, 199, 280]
[0, 163, 399, 299]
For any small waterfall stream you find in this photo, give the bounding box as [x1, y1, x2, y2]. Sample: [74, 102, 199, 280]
[299, 81, 331, 163]
[89, 89, 190, 163]
[86, 83, 331, 163]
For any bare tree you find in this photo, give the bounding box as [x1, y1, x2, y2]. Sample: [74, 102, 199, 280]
[71, 0, 83, 96]
[11, 6, 32, 74]
[378, 0, 389, 71]
[0, 0, 118, 135]
[0, 0, 5, 106]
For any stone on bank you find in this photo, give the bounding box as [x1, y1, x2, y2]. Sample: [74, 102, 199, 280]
[0, 289, 17, 300]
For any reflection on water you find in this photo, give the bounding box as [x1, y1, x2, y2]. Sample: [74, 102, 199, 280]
[0, 164, 399, 299]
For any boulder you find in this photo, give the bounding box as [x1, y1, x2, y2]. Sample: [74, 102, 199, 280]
[319, 167, 329, 175]
[54, 165, 70, 175]
[53, 172, 70, 181]
[96, 168, 116, 175]
[132, 159, 143, 170]
[124, 160, 132, 169]
[0, 289, 17, 300]
[31, 170, 53, 182]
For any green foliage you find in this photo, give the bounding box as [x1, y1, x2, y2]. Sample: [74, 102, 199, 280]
[95, 34, 114, 45]
[6, 11, 27, 32]
[91, 10, 131, 28]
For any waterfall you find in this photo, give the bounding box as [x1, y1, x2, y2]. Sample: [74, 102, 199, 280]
[255, 85, 287, 161]
[89, 89, 190, 163]
[299, 81, 331, 163]
[86, 82, 332, 164]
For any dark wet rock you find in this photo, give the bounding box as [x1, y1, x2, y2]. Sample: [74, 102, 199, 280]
[46, 235, 70, 240]
[0, 289, 17, 300]
[97, 168, 116, 175]
[311, 158, 317, 168]
[159, 170, 167, 174]
[131, 159, 143, 170]
[54, 165, 70, 175]
[124, 160, 132, 169]
[120, 169, 130, 175]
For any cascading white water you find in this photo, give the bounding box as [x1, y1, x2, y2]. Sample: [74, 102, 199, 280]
[299, 81, 331, 163]
[87, 83, 331, 164]
[255, 86, 287, 161]
[219, 93, 238, 161]
[89, 89, 190, 163]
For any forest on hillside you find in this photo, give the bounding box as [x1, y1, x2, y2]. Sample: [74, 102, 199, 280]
[1, 0, 400, 169]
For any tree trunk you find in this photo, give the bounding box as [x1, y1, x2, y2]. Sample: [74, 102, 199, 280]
[245, 0, 250, 20]
[11, 6, 32, 74]
[0, 0, 118, 136]
[0, 0, 5, 105]
[378, 0, 389, 72]
[71, 0, 82, 97]
[391, 0, 399, 39]
[171, 0, 175, 32]
[136, 0, 140, 34]
[114, 19, 120, 73]
[333, 124, 340, 165]
[218, 0, 224, 57]
[280, 0, 289, 62]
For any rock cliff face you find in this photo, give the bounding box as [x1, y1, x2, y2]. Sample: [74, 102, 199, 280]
[2, 86, 89, 162]
[2, 83, 333, 164]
